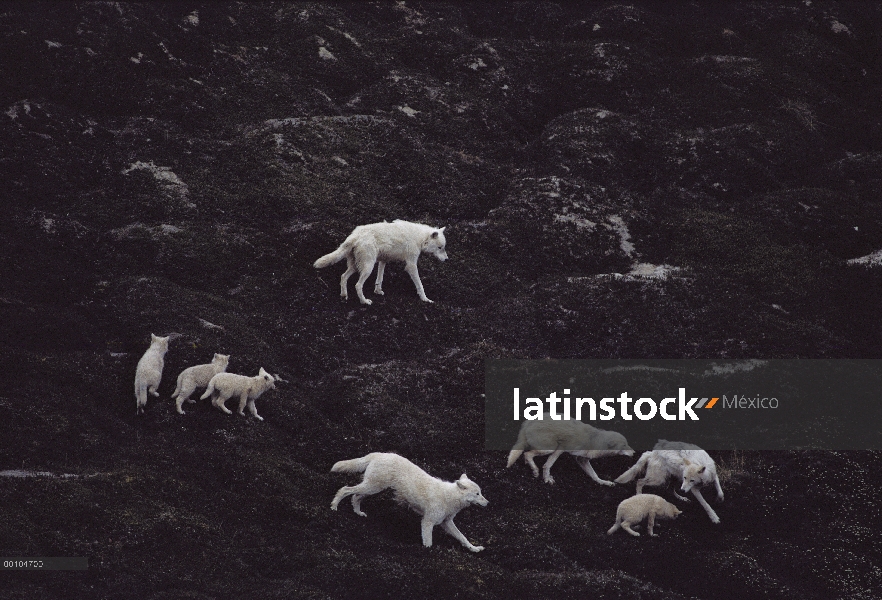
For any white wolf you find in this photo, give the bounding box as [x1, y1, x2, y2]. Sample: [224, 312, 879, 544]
[615, 440, 724, 523]
[607, 493, 682, 537]
[200, 367, 276, 421]
[506, 418, 634, 485]
[134, 334, 169, 415]
[330, 452, 488, 552]
[171, 353, 230, 415]
[313, 220, 448, 304]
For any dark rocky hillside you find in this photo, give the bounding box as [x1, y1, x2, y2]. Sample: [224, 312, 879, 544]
[2, 2, 881, 598]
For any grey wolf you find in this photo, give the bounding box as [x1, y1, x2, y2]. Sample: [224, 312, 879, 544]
[607, 493, 682, 537]
[330, 452, 488, 552]
[506, 418, 634, 485]
[134, 334, 169, 415]
[172, 353, 230, 414]
[200, 367, 276, 421]
[615, 440, 724, 523]
[314, 220, 448, 304]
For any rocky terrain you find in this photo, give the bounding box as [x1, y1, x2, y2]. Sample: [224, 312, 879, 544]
[2, 2, 881, 598]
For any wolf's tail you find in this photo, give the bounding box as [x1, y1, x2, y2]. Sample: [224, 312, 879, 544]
[331, 454, 374, 474]
[506, 426, 529, 468]
[135, 382, 148, 413]
[200, 380, 216, 401]
[314, 244, 349, 269]
[607, 518, 622, 535]
[614, 451, 652, 484]
[171, 372, 183, 399]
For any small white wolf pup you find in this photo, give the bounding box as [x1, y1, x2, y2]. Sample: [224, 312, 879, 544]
[607, 494, 682, 537]
[200, 367, 276, 421]
[314, 220, 448, 304]
[171, 353, 230, 415]
[506, 418, 634, 485]
[330, 452, 488, 552]
[615, 440, 725, 524]
[134, 334, 170, 415]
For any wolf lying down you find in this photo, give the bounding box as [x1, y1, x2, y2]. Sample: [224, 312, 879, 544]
[331, 453, 488, 552]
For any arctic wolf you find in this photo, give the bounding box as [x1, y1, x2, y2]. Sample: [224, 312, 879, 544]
[330, 452, 488, 552]
[200, 367, 276, 421]
[314, 220, 448, 304]
[506, 418, 634, 485]
[607, 493, 682, 537]
[134, 334, 169, 415]
[615, 440, 724, 523]
[171, 353, 230, 415]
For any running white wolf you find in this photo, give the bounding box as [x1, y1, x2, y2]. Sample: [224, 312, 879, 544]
[313, 220, 448, 304]
[615, 440, 724, 523]
[506, 418, 634, 485]
[134, 334, 169, 415]
[607, 493, 682, 537]
[171, 353, 230, 415]
[330, 452, 488, 552]
[200, 367, 276, 421]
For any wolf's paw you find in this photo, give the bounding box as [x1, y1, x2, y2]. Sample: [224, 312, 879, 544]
[674, 493, 691, 502]
[186, 398, 196, 404]
[330, 503, 338, 511]
[718, 494, 725, 503]
[360, 298, 373, 305]
[543, 476, 555, 485]
[710, 514, 720, 524]
[374, 289, 384, 295]
[177, 409, 186, 415]
[469, 545, 485, 552]
[599, 479, 616, 487]
[649, 532, 658, 537]
[421, 297, 435, 303]
[355, 510, 367, 517]
[255, 415, 264, 422]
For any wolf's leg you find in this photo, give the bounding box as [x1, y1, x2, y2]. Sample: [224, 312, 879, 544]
[246, 399, 263, 421]
[215, 392, 233, 414]
[443, 519, 483, 552]
[331, 481, 382, 516]
[577, 457, 616, 486]
[635, 478, 647, 494]
[148, 385, 159, 397]
[542, 449, 565, 484]
[524, 450, 542, 478]
[340, 256, 356, 300]
[421, 518, 436, 548]
[714, 474, 724, 502]
[621, 521, 640, 536]
[354, 253, 377, 305]
[404, 260, 432, 303]
[176, 382, 196, 414]
[237, 391, 249, 417]
[647, 514, 657, 537]
[374, 261, 386, 295]
[691, 488, 720, 524]
[673, 491, 691, 502]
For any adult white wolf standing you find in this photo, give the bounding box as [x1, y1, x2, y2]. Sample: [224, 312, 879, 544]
[615, 440, 725, 523]
[506, 418, 634, 485]
[171, 353, 230, 415]
[330, 452, 488, 552]
[313, 220, 448, 304]
[134, 333, 169, 415]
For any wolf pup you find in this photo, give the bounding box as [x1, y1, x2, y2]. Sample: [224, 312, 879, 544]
[314, 220, 448, 304]
[615, 440, 724, 523]
[172, 353, 230, 415]
[607, 494, 682, 537]
[330, 452, 488, 552]
[200, 367, 276, 421]
[134, 333, 170, 415]
[506, 418, 634, 485]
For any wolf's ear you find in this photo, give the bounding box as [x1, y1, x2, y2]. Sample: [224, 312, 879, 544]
[456, 479, 468, 490]
[431, 231, 438, 239]
[697, 466, 706, 474]
[440, 226, 446, 233]
[151, 333, 158, 341]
